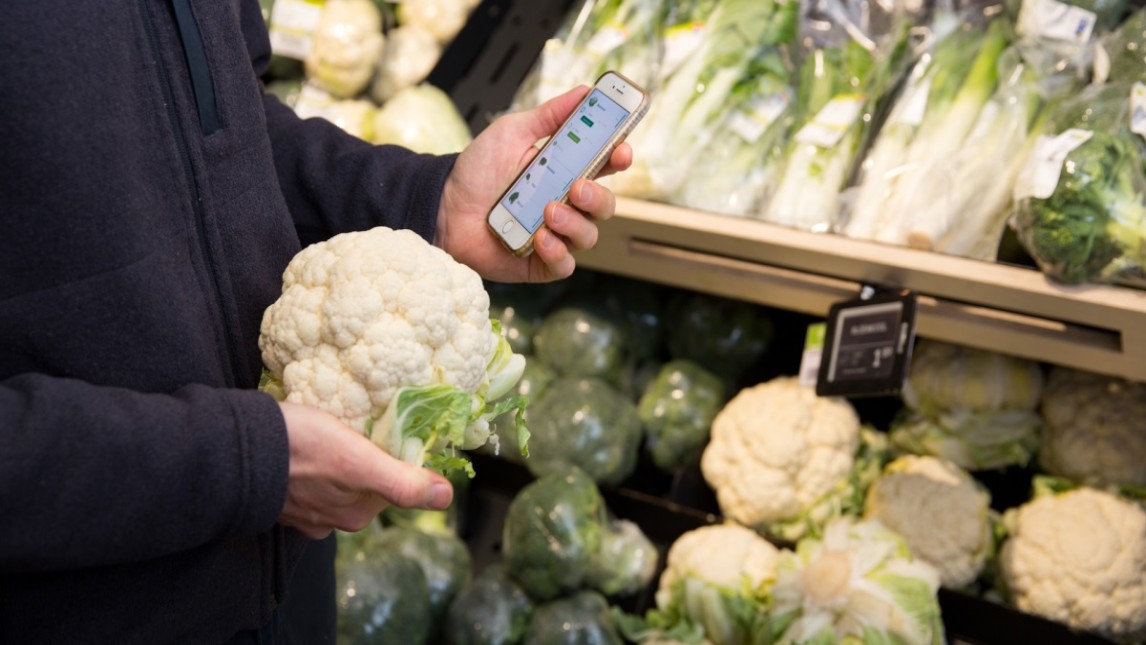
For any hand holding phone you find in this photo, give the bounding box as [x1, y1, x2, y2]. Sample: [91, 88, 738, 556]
[487, 71, 650, 256]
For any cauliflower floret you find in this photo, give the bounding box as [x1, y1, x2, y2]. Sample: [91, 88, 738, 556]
[1038, 367, 1146, 487]
[864, 455, 993, 589]
[700, 377, 861, 540]
[999, 487, 1146, 641]
[305, 0, 385, 98]
[259, 227, 496, 432]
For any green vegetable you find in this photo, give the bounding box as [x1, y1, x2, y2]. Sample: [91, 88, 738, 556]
[1012, 93, 1146, 284]
[488, 358, 557, 460]
[890, 340, 1043, 470]
[665, 291, 774, 383]
[444, 566, 535, 645]
[772, 518, 945, 644]
[638, 359, 726, 472]
[503, 467, 609, 601]
[533, 306, 629, 385]
[524, 377, 643, 487]
[612, 0, 798, 201]
[335, 531, 432, 644]
[373, 526, 473, 633]
[585, 520, 659, 598]
[523, 591, 623, 645]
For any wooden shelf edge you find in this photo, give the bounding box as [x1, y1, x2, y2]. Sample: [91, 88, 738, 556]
[580, 198, 1146, 381]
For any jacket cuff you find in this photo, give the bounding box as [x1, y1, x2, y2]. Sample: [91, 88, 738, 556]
[401, 151, 458, 244]
[228, 389, 290, 535]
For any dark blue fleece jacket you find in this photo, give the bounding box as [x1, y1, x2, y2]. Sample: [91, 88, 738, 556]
[0, 0, 455, 642]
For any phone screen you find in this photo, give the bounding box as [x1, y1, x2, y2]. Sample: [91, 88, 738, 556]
[501, 89, 631, 232]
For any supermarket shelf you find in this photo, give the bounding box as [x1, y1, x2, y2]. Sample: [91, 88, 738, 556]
[579, 197, 1146, 382]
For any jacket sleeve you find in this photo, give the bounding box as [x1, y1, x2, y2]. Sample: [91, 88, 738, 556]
[0, 374, 289, 573]
[238, 0, 457, 246]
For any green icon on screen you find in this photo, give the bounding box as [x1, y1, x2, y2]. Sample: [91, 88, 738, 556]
[567, 132, 581, 143]
[589, 97, 598, 107]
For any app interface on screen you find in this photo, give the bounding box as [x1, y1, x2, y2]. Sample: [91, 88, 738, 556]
[502, 89, 631, 232]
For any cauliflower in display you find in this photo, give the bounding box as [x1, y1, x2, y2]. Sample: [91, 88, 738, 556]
[999, 486, 1146, 642]
[305, 0, 385, 98]
[890, 340, 1044, 470]
[258, 227, 527, 475]
[864, 455, 994, 589]
[324, 98, 376, 141]
[700, 377, 886, 542]
[398, 0, 472, 44]
[372, 84, 473, 155]
[772, 518, 945, 645]
[1038, 367, 1146, 488]
[370, 26, 442, 104]
[648, 523, 780, 645]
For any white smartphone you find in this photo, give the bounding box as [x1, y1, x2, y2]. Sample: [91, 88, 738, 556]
[487, 71, 650, 256]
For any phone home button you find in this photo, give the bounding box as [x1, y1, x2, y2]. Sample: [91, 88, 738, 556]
[501, 220, 514, 234]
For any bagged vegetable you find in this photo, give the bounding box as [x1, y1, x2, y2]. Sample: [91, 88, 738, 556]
[889, 340, 1044, 470]
[372, 84, 473, 154]
[638, 359, 726, 472]
[1010, 78, 1146, 287]
[524, 376, 642, 487]
[445, 566, 535, 645]
[523, 590, 624, 645]
[370, 26, 442, 103]
[335, 530, 433, 644]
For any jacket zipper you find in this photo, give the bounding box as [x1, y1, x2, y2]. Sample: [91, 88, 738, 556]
[170, 0, 220, 135]
[139, 0, 243, 387]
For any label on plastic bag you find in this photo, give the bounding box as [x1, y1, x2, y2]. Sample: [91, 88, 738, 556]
[1018, 0, 1096, 44]
[795, 95, 865, 148]
[269, 0, 325, 60]
[1014, 129, 1094, 201]
[1132, 83, 1146, 141]
[727, 90, 790, 143]
[660, 22, 705, 79]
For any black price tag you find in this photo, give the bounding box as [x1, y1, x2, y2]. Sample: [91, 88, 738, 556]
[815, 286, 917, 398]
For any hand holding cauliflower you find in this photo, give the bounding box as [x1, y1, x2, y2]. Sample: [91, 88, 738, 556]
[259, 227, 527, 475]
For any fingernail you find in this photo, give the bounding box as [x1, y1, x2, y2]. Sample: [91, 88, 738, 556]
[577, 181, 590, 203]
[427, 482, 453, 510]
[542, 230, 557, 248]
[550, 205, 566, 226]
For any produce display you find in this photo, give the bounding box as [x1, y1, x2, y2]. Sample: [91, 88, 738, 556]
[262, 0, 476, 153]
[514, 0, 1146, 288]
[241, 1, 1146, 640]
[310, 267, 1146, 643]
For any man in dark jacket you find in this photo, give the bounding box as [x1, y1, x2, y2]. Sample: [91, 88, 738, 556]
[0, 1, 629, 642]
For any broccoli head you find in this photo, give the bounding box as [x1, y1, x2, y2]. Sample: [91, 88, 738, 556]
[373, 526, 472, 632]
[335, 531, 432, 644]
[523, 590, 623, 645]
[502, 467, 609, 601]
[524, 376, 643, 487]
[1015, 127, 1146, 284]
[638, 360, 727, 472]
[444, 566, 535, 645]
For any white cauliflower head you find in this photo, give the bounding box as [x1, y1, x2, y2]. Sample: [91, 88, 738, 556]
[700, 377, 862, 540]
[260, 227, 495, 430]
[370, 26, 442, 104]
[1038, 367, 1146, 488]
[864, 455, 994, 589]
[653, 523, 779, 645]
[305, 0, 385, 98]
[398, 0, 471, 44]
[999, 487, 1146, 641]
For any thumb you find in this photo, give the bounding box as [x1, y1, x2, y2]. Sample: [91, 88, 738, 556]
[517, 84, 590, 142]
[361, 448, 455, 511]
